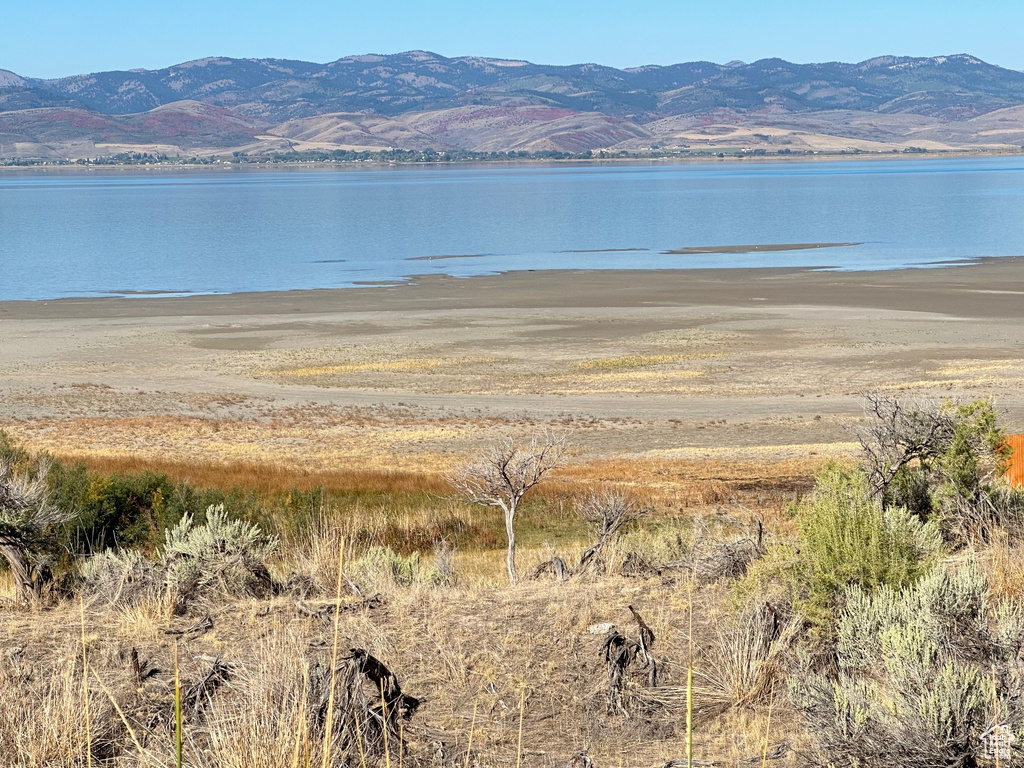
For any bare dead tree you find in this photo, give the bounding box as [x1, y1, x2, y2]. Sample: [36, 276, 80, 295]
[859, 394, 957, 497]
[449, 432, 567, 585]
[0, 457, 70, 604]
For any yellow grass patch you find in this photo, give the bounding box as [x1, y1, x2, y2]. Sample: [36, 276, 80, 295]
[573, 353, 721, 372]
[270, 358, 451, 377]
[644, 442, 859, 461]
[938, 361, 1024, 375]
[879, 378, 1015, 391]
[545, 369, 707, 395]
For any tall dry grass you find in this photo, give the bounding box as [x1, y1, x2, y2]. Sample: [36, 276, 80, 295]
[979, 528, 1024, 599]
[0, 646, 95, 767]
[0, 569, 807, 768]
[0, 447, 828, 767]
[61, 454, 451, 498]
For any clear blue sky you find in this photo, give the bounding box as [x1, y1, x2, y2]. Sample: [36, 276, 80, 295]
[6, 0, 1023, 78]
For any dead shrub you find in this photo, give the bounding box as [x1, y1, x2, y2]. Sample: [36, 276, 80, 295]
[306, 648, 422, 766]
[622, 518, 765, 584]
[599, 606, 658, 717]
[575, 489, 650, 576]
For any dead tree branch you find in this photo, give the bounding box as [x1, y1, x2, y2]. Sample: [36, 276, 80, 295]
[308, 648, 422, 764]
[0, 457, 71, 604]
[858, 394, 957, 497]
[600, 605, 658, 716]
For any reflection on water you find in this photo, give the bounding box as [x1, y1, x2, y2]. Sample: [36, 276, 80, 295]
[2, 157, 1024, 300]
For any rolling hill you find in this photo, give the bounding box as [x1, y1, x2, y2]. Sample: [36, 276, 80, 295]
[3, 51, 1024, 159]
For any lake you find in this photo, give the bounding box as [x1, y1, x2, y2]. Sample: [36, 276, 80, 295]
[2, 156, 1024, 301]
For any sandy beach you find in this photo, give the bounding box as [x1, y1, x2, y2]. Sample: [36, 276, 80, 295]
[2, 258, 1024, 475]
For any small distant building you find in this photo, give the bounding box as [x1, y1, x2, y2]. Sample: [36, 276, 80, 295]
[1005, 434, 1024, 488]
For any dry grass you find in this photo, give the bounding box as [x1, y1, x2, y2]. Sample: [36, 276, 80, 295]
[56, 453, 452, 498]
[573, 353, 722, 372]
[0, 428, 827, 764]
[247, 347, 729, 396]
[557, 456, 822, 517]
[0, 574, 807, 768]
[45, 452, 815, 571]
[978, 529, 1024, 600]
[0, 465, 813, 767]
[1, 424, 826, 514]
[80, 453, 819, 511]
[14, 581, 798, 768]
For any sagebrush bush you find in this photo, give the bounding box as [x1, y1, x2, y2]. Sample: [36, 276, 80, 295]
[81, 504, 278, 612]
[795, 464, 941, 628]
[794, 560, 1024, 767]
[79, 548, 157, 607]
[350, 545, 423, 590]
[162, 504, 278, 608]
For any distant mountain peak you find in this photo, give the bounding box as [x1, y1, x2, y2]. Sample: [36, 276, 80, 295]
[3, 51, 1024, 160]
[0, 68, 27, 87]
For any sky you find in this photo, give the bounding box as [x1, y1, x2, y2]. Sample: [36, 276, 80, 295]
[5, 0, 1024, 79]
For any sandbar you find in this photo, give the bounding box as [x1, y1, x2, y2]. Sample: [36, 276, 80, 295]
[664, 242, 861, 255]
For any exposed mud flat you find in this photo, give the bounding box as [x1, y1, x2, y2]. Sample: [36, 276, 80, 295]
[2, 258, 1023, 471]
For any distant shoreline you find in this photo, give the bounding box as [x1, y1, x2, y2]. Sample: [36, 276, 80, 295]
[0, 251, 1018, 306]
[2, 148, 1021, 173]
[4, 256, 1024, 320]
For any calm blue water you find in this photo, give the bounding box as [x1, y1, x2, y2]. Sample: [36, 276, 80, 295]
[2, 157, 1024, 301]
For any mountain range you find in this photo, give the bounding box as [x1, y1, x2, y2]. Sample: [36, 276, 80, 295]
[3, 51, 1024, 159]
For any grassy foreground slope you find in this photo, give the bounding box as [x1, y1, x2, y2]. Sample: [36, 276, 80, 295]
[1, 396, 1023, 767]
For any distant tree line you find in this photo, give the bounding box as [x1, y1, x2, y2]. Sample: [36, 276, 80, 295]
[231, 148, 598, 164]
[6, 144, 1010, 168]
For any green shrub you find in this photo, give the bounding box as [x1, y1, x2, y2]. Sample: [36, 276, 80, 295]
[82, 504, 279, 612]
[884, 464, 933, 517]
[795, 464, 941, 628]
[350, 545, 423, 590]
[793, 561, 1024, 767]
[865, 397, 1015, 544]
